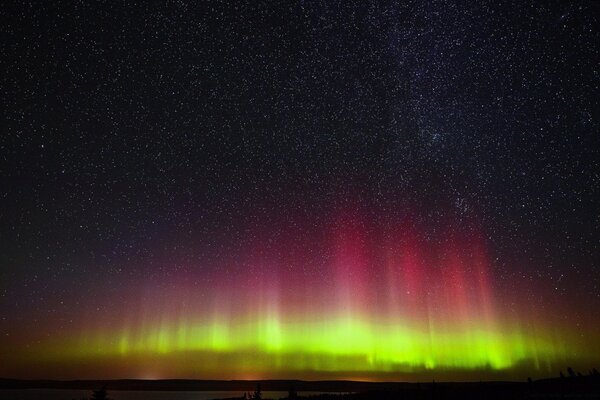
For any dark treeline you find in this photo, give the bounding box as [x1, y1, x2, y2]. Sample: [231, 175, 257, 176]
[218, 371, 600, 400]
[2, 369, 600, 400]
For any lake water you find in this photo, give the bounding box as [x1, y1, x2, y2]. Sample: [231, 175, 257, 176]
[0, 389, 336, 400]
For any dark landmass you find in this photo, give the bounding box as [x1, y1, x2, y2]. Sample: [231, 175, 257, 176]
[2, 375, 600, 399]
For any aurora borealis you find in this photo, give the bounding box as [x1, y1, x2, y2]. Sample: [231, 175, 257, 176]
[2, 1, 600, 382]
[2, 208, 598, 380]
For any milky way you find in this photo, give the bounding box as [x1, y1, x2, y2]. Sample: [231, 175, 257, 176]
[1, 1, 599, 380]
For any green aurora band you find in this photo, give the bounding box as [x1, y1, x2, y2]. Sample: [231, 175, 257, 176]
[2, 216, 597, 380]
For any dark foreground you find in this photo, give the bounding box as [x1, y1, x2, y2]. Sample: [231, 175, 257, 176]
[2, 375, 600, 399]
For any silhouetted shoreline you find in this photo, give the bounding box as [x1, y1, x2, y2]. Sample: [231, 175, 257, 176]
[2, 374, 600, 399]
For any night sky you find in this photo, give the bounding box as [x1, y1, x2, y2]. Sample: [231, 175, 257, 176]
[1, 1, 599, 381]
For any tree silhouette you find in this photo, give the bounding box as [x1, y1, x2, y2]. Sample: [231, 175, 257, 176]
[91, 386, 109, 400]
[253, 382, 262, 400]
[288, 384, 298, 399]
